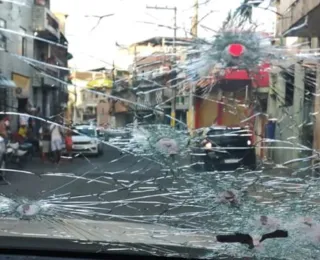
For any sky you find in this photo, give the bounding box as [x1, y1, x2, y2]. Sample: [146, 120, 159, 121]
[51, 0, 276, 71]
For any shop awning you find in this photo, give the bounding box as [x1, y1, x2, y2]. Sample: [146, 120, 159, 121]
[0, 75, 16, 88]
[86, 78, 113, 89]
[67, 52, 73, 60]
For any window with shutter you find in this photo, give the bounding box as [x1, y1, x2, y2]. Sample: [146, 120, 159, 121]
[0, 19, 6, 50]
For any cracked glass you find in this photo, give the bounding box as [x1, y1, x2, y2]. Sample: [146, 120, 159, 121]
[0, 0, 319, 259]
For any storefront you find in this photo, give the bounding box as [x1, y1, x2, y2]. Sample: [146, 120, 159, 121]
[12, 73, 31, 113]
[0, 74, 16, 112]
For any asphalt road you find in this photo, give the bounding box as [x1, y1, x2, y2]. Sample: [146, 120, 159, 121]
[0, 145, 201, 226]
[0, 144, 296, 228]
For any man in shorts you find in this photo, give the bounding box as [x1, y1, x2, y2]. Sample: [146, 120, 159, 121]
[39, 122, 51, 162]
[50, 119, 64, 164]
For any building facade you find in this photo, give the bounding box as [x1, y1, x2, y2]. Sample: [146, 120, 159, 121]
[277, 0, 320, 40]
[32, 1, 69, 118]
[69, 70, 113, 126]
[112, 36, 192, 127]
[269, 0, 320, 164]
[0, 0, 34, 124]
[0, 0, 69, 126]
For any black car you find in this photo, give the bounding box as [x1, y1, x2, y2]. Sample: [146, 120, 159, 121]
[190, 126, 256, 171]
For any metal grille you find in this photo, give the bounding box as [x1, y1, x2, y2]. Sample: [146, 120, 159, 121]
[136, 96, 144, 110]
[0, 88, 6, 111]
[0, 88, 16, 112]
[7, 88, 16, 111]
[155, 90, 163, 104]
[144, 93, 151, 106]
[135, 94, 154, 111]
[52, 90, 58, 116]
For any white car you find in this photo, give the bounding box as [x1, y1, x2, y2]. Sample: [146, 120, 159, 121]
[71, 125, 103, 156]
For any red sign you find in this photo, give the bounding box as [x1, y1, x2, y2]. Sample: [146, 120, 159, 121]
[228, 44, 245, 57]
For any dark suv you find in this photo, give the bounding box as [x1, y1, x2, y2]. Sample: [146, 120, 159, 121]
[190, 126, 256, 171]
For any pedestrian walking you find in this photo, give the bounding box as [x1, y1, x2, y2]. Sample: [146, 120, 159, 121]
[18, 123, 28, 139]
[49, 118, 64, 164]
[0, 115, 9, 145]
[39, 122, 51, 162]
[28, 107, 41, 154]
[65, 127, 73, 161]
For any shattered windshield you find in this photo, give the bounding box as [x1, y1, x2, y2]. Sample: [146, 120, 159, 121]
[1, 0, 320, 259]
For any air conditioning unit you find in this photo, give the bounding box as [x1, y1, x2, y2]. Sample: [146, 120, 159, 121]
[15, 86, 29, 98]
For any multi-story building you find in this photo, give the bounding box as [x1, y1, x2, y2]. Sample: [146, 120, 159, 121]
[269, 0, 320, 164]
[32, 0, 69, 118]
[276, 0, 320, 42]
[69, 69, 114, 126]
[0, 0, 34, 123]
[113, 36, 192, 127]
[0, 0, 69, 126]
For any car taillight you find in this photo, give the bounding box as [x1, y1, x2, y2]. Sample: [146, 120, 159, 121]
[202, 139, 213, 149]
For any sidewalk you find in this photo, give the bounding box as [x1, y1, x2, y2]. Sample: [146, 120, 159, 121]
[10, 156, 74, 175]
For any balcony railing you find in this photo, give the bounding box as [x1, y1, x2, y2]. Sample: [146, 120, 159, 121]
[277, 0, 320, 36]
[33, 71, 58, 87]
[33, 5, 60, 39]
[33, 56, 60, 87]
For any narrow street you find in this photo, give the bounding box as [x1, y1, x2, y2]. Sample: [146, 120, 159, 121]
[0, 145, 200, 225]
[0, 143, 298, 226]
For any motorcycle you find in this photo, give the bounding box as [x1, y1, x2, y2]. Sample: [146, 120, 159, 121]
[6, 141, 29, 168]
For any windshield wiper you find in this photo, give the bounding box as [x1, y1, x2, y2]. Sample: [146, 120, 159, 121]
[216, 230, 289, 249]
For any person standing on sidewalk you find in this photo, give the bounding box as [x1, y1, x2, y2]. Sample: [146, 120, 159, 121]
[0, 115, 8, 145]
[65, 127, 73, 161]
[28, 107, 41, 154]
[50, 118, 64, 164]
[39, 122, 51, 162]
[18, 123, 28, 139]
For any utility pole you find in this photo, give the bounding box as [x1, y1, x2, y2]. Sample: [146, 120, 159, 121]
[112, 60, 116, 89]
[146, 5, 177, 127]
[133, 44, 138, 125]
[188, 0, 198, 133]
[73, 84, 77, 124]
[191, 0, 198, 38]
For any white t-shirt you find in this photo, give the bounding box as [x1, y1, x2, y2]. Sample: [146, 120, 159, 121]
[19, 115, 29, 125]
[50, 124, 63, 141]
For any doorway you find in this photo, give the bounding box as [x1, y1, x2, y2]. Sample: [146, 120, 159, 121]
[17, 98, 28, 113]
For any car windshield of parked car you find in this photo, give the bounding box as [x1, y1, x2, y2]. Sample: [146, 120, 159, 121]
[73, 128, 96, 137]
[206, 129, 252, 146]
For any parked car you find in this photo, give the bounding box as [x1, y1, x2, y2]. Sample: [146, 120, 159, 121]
[71, 125, 103, 156]
[190, 126, 256, 171]
[104, 128, 132, 141]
